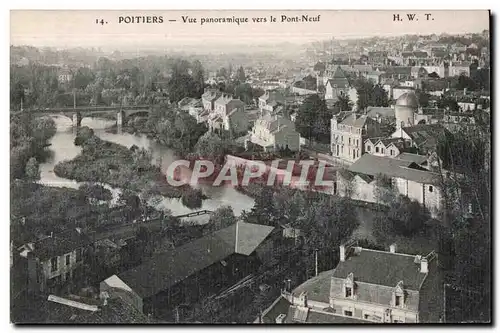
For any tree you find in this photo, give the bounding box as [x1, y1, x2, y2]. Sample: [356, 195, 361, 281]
[206, 206, 236, 233]
[333, 94, 353, 112]
[355, 79, 373, 111]
[371, 85, 389, 107]
[194, 132, 226, 159]
[373, 173, 396, 205]
[243, 185, 278, 226]
[236, 66, 246, 83]
[388, 196, 429, 237]
[295, 94, 329, 142]
[191, 60, 205, 98]
[25, 157, 40, 181]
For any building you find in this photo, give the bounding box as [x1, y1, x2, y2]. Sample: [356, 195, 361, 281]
[364, 137, 408, 158]
[258, 90, 285, 116]
[330, 113, 382, 164]
[209, 94, 248, 134]
[391, 123, 451, 155]
[329, 242, 443, 323]
[260, 242, 443, 323]
[58, 68, 73, 83]
[249, 114, 300, 152]
[337, 154, 442, 215]
[324, 66, 356, 102]
[201, 88, 222, 112]
[101, 221, 279, 318]
[24, 228, 93, 294]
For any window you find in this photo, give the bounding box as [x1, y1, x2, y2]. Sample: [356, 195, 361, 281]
[344, 310, 353, 317]
[375, 147, 380, 153]
[367, 145, 371, 152]
[390, 149, 394, 156]
[66, 254, 70, 266]
[51, 257, 58, 272]
[395, 295, 402, 306]
[349, 138, 351, 145]
[76, 248, 82, 262]
[356, 139, 359, 147]
[345, 287, 352, 298]
[429, 185, 433, 193]
[65, 272, 70, 281]
[381, 148, 385, 154]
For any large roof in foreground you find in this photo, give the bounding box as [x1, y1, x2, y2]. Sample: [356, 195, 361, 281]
[117, 221, 275, 298]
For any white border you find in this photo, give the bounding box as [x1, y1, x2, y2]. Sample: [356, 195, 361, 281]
[3, 1, 498, 333]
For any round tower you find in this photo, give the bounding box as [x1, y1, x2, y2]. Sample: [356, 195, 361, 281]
[395, 91, 418, 130]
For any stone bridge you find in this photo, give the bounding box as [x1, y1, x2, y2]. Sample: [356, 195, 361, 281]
[16, 105, 152, 127]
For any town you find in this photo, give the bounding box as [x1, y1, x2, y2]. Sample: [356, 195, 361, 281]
[10, 21, 491, 324]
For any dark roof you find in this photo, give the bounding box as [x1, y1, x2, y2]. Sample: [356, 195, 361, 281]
[292, 269, 333, 303]
[402, 123, 450, 151]
[396, 153, 429, 165]
[313, 61, 326, 72]
[326, 66, 350, 88]
[348, 154, 441, 184]
[118, 222, 274, 298]
[384, 66, 412, 75]
[365, 107, 395, 120]
[33, 228, 92, 262]
[43, 296, 151, 323]
[332, 248, 428, 290]
[339, 114, 371, 128]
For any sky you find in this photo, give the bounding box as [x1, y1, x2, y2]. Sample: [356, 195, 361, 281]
[10, 10, 490, 49]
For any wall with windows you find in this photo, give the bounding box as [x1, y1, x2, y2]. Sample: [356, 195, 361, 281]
[39, 247, 85, 292]
[329, 277, 420, 323]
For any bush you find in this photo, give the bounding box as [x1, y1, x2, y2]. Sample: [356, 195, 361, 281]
[181, 188, 203, 209]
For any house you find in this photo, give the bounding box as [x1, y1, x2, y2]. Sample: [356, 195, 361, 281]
[381, 78, 400, 99]
[259, 242, 443, 323]
[382, 67, 412, 81]
[201, 88, 222, 112]
[330, 113, 382, 164]
[101, 221, 279, 318]
[209, 94, 248, 134]
[58, 68, 73, 83]
[364, 137, 408, 158]
[391, 123, 452, 155]
[337, 154, 442, 215]
[364, 70, 384, 84]
[24, 228, 93, 294]
[249, 114, 300, 152]
[324, 66, 356, 102]
[329, 242, 443, 323]
[258, 90, 285, 116]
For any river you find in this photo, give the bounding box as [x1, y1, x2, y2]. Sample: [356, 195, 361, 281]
[38, 116, 255, 223]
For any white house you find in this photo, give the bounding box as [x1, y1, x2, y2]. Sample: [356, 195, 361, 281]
[249, 114, 300, 152]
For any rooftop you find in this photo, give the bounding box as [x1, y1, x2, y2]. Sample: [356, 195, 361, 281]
[332, 248, 429, 290]
[348, 154, 441, 185]
[32, 228, 92, 262]
[117, 221, 275, 298]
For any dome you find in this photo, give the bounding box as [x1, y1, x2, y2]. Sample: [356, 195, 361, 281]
[396, 92, 419, 109]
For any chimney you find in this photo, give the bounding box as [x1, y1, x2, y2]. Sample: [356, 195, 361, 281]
[275, 314, 287, 324]
[390, 244, 397, 253]
[340, 244, 346, 262]
[420, 258, 428, 273]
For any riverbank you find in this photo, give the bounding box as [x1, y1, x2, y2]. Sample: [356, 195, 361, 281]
[53, 129, 204, 206]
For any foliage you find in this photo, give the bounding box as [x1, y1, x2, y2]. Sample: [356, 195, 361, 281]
[24, 157, 40, 181]
[78, 183, 112, 203]
[205, 206, 236, 233]
[294, 94, 331, 143]
[11, 114, 56, 180]
[373, 173, 396, 205]
[354, 78, 389, 110]
[181, 188, 203, 209]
